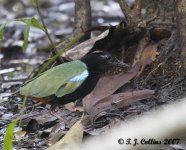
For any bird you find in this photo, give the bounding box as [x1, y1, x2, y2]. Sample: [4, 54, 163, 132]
[20, 51, 129, 106]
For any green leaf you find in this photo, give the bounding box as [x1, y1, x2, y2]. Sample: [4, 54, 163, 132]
[4, 120, 17, 150]
[30, 17, 45, 31]
[16, 17, 44, 31]
[22, 19, 31, 51]
[0, 23, 6, 40]
[18, 96, 27, 127]
[0, 17, 44, 50]
[16, 17, 44, 51]
[37, 34, 83, 75]
[15, 18, 30, 23]
[31, 0, 37, 7]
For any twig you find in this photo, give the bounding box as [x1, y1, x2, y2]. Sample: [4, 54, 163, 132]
[145, 62, 164, 82]
[26, 102, 44, 109]
[145, 5, 160, 24]
[149, 22, 176, 27]
[34, 0, 64, 63]
[137, 4, 160, 28]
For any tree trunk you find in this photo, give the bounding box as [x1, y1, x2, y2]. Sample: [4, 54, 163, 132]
[74, 0, 91, 40]
[177, 0, 186, 71]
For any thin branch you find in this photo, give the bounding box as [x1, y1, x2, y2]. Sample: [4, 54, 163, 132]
[137, 4, 160, 28]
[34, 0, 64, 63]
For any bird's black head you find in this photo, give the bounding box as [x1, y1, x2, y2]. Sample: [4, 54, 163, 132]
[81, 51, 129, 74]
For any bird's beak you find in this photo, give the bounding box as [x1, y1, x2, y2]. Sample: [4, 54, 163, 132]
[110, 58, 130, 70]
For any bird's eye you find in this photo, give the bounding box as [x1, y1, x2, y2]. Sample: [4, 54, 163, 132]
[101, 55, 112, 60]
[106, 55, 112, 60]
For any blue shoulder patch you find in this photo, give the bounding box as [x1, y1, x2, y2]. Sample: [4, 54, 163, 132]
[69, 70, 89, 82]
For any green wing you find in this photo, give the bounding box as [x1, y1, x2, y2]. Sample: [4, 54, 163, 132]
[55, 80, 84, 97]
[20, 60, 88, 97]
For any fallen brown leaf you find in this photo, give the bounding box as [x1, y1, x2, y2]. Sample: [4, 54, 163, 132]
[25, 119, 40, 132]
[136, 44, 159, 77]
[46, 120, 83, 150]
[62, 30, 109, 60]
[132, 38, 149, 66]
[64, 103, 76, 112]
[65, 103, 84, 112]
[88, 89, 155, 122]
[48, 122, 66, 145]
[83, 63, 141, 113]
[84, 118, 121, 135]
[140, 44, 158, 65]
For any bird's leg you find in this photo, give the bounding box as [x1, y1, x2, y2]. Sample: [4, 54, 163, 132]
[50, 103, 59, 112]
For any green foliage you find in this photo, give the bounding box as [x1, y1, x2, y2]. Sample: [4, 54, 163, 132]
[3, 96, 27, 150]
[31, 0, 37, 7]
[23, 19, 31, 51]
[0, 23, 6, 40]
[18, 96, 28, 127]
[4, 120, 17, 150]
[37, 34, 83, 75]
[16, 17, 45, 51]
[30, 17, 45, 31]
[16, 17, 45, 32]
[0, 17, 44, 51]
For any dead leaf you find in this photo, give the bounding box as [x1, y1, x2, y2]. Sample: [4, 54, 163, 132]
[64, 103, 84, 112]
[14, 130, 27, 141]
[62, 30, 109, 60]
[136, 44, 159, 77]
[25, 119, 40, 132]
[22, 110, 59, 133]
[88, 89, 154, 122]
[6, 101, 18, 114]
[33, 111, 58, 125]
[83, 63, 140, 113]
[46, 120, 83, 150]
[140, 44, 158, 65]
[48, 122, 66, 145]
[64, 103, 76, 112]
[133, 38, 149, 65]
[84, 118, 121, 135]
